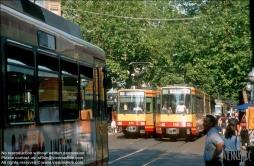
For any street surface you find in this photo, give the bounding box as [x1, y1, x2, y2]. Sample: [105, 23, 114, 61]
[108, 133, 205, 166]
[108, 132, 248, 166]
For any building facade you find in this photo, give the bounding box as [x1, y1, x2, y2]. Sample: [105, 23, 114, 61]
[30, 0, 61, 16]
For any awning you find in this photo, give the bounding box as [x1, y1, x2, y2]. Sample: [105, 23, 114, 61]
[234, 103, 253, 111]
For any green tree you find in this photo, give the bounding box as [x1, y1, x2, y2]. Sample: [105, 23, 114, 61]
[61, 0, 252, 102]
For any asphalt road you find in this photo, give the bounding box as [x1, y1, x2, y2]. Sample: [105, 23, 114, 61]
[108, 133, 205, 166]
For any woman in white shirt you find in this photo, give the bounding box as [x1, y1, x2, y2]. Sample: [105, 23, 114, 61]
[222, 121, 241, 166]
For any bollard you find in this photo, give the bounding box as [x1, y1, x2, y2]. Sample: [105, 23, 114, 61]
[245, 145, 254, 166]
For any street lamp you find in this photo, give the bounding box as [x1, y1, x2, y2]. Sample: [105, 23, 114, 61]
[248, 67, 254, 82]
[246, 82, 253, 102]
[246, 68, 254, 103]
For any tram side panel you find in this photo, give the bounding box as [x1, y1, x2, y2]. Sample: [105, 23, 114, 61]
[0, 1, 109, 165]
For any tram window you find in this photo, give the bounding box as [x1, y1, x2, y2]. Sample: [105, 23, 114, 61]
[146, 97, 152, 114]
[7, 44, 34, 67]
[205, 100, 209, 114]
[156, 95, 160, 113]
[38, 53, 58, 71]
[38, 30, 56, 50]
[80, 65, 93, 79]
[80, 65, 94, 119]
[38, 54, 59, 123]
[7, 65, 35, 123]
[62, 60, 78, 75]
[196, 97, 203, 113]
[192, 96, 196, 113]
[61, 60, 79, 120]
[38, 72, 59, 123]
[153, 98, 156, 113]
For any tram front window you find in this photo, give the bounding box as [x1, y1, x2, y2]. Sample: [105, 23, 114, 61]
[215, 105, 222, 116]
[118, 91, 145, 114]
[161, 94, 191, 114]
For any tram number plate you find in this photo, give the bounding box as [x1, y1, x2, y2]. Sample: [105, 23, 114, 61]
[172, 123, 179, 127]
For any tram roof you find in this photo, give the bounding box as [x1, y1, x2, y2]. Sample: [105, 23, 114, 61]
[1, 0, 106, 61]
[1, 0, 83, 39]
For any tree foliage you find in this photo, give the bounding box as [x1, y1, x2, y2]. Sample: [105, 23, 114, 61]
[61, 0, 252, 103]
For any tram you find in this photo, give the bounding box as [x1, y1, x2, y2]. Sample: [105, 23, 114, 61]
[215, 100, 226, 117]
[106, 88, 117, 122]
[0, 1, 110, 165]
[155, 84, 215, 141]
[116, 88, 157, 138]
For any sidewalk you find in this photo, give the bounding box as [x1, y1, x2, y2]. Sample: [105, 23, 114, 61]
[163, 135, 248, 166]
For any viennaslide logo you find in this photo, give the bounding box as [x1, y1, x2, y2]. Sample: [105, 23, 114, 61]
[223, 150, 252, 162]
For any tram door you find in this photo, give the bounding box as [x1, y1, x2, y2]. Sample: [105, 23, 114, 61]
[94, 64, 108, 165]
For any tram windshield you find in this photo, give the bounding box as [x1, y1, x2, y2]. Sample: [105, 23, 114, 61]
[215, 105, 222, 116]
[118, 91, 145, 114]
[161, 88, 191, 114]
[107, 93, 117, 102]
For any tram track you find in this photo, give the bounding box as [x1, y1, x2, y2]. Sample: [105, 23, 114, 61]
[142, 136, 206, 166]
[109, 135, 154, 148]
[108, 141, 164, 165]
[142, 142, 187, 166]
[109, 136, 204, 166]
[107, 138, 145, 148]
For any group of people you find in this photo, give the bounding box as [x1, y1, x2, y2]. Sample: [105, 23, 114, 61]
[161, 101, 187, 114]
[203, 113, 249, 166]
[217, 112, 249, 149]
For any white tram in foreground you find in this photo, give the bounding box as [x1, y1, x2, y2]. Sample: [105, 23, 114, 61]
[0, 1, 110, 165]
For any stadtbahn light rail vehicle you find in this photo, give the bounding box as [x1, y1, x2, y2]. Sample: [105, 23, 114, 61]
[155, 84, 215, 141]
[116, 88, 157, 138]
[0, 1, 111, 165]
[215, 100, 226, 117]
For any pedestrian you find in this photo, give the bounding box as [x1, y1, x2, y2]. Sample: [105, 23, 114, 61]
[220, 113, 227, 135]
[111, 119, 116, 133]
[222, 121, 241, 166]
[235, 111, 239, 121]
[203, 115, 224, 166]
[239, 116, 248, 149]
[228, 113, 239, 135]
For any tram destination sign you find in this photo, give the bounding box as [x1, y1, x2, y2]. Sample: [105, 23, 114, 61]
[119, 91, 145, 96]
[162, 88, 190, 94]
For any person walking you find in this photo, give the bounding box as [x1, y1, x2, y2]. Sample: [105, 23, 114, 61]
[228, 113, 240, 135]
[220, 114, 227, 135]
[239, 116, 248, 150]
[203, 115, 224, 166]
[111, 119, 116, 133]
[222, 121, 241, 166]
